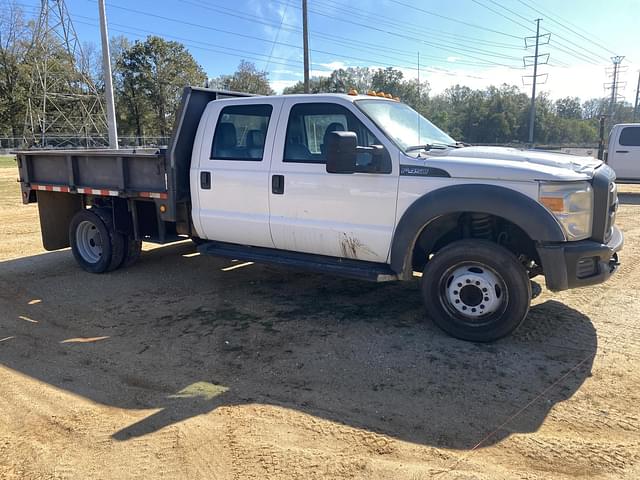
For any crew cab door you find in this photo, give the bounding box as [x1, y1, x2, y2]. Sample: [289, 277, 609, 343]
[268, 98, 399, 262]
[190, 98, 283, 247]
[610, 125, 640, 180]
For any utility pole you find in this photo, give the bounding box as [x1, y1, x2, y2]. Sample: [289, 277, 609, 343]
[98, 0, 118, 149]
[302, 0, 310, 93]
[607, 56, 625, 119]
[633, 70, 640, 123]
[523, 19, 549, 146]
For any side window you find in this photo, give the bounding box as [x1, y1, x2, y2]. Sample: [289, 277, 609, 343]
[211, 104, 272, 161]
[619, 127, 640, 146]
[284, 103, 380, 164]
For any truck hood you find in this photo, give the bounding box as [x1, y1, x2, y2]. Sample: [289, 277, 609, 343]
[419, 146, 601, 181]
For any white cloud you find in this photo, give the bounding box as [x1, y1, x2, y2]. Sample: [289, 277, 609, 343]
[446, 56, 460, 63]
[271, 79, 299, 92]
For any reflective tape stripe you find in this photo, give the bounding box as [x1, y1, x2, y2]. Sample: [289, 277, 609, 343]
[30, 184, 167, 199]
[139, 191, 168, 199]
[77, 187, 119, 197]
[31, 184, 70, 193]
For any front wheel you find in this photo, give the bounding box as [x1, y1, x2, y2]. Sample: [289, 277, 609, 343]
[421, 240, 532, 342]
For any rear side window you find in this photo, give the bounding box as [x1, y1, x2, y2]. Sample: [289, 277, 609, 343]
[619, 126, 640, 146]
[211, 104, 273, 161]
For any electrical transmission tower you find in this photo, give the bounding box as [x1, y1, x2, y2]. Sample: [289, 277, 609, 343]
[604, 56, 627, 127]
[23, 0, 107, 148]
[522, 18, 550, 145]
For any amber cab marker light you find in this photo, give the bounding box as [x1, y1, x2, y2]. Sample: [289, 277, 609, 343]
[540, 196, 564, 212]
[348, 89, 358, 95]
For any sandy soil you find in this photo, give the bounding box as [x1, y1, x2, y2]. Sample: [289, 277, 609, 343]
[1, 164, 639, 479]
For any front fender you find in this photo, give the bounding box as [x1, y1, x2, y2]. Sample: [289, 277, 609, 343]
[390, 184, 566, 278]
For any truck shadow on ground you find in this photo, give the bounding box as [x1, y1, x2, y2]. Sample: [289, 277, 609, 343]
[0, 242, 596, 450]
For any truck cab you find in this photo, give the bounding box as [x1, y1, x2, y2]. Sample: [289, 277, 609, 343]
[607, 123, 640, 182]
[16, 88, 624, 342]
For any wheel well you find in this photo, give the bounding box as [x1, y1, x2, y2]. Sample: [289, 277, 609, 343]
[411, 212, 541, 274]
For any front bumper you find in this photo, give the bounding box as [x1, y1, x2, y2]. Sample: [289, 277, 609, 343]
[537, 225, 623, 291]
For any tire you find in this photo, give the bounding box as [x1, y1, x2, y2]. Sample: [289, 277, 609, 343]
[191, 237, 208, 246]
[119, 235, 142, 268]
[69, 208, 125, 273]
[421, 239, 532, 342]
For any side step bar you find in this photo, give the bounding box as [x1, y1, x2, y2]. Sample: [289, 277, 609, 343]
[198, 241, 398, 282]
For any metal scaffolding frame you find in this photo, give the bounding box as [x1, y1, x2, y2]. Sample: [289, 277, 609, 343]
[22, 0, 108, 148]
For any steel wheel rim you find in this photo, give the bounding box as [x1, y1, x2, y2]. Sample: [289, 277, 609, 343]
[76, 220, 103, 264]
[438, 261, 508, 327]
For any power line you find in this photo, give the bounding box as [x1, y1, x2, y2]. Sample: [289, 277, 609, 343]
[22, 6, 491, 82]
[386, 0, 522, 39]
[18, 1, 504, 74]
[291, 0, 526, 50]
[182, 0, 524, 68]
[469, 0, 605, 66]
[264, 0, 290, 72]
[516, 0, 619, 58]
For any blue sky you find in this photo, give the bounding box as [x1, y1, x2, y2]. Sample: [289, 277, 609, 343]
[15, 0, 640, 101]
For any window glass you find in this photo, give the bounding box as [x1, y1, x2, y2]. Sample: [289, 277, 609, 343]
[355, 99, 454, 151]
[284, 103, 380, 163]
[211, 104, 273, 161]
[619, 126, 640, 146]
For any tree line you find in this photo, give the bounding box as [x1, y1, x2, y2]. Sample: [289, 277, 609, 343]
[0, 3, 636, 147]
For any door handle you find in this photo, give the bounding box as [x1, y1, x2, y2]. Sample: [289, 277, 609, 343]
[616, 150, 629, 153]
[272, 174, 284, 194]
[200, 171, 211, 189]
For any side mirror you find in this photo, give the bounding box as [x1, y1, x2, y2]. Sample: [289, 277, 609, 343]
[326, 131, 357, 174]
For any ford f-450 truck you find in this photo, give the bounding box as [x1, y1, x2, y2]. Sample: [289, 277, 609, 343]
[16, 87, 623, 342]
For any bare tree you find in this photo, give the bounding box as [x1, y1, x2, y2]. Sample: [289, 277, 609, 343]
[0, 1, 30, 146]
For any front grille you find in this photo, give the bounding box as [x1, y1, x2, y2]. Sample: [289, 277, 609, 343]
[591, 165, 617, 243]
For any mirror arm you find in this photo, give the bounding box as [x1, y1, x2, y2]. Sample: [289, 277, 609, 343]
[355, 145, 384, 156]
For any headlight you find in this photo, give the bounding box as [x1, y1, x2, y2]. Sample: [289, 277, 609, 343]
[539, 181, 593, 241]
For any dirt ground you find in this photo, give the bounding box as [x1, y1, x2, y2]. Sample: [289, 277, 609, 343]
[1, 160, 639, 480]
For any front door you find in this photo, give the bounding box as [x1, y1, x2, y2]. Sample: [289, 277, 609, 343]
[268, 99, 399, 263]
[191, 99, 282, 247]
[612, 125, 640, 179]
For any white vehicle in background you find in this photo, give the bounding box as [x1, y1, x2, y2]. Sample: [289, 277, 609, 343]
[607, 123, 640, 182]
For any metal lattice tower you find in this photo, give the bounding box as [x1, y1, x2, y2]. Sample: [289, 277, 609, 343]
[23, 0, 107, 147]
[604, 56, 627, 127]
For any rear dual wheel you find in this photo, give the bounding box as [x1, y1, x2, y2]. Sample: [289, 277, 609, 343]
[69, 208, 141, 273]
[421, 240, 532, 342]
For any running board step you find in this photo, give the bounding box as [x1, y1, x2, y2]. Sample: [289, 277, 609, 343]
[198, 241, 397, 282]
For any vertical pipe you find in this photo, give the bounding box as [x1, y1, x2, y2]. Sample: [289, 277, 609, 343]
[98, 0, 118, 149]
[302, 0, 310, 93]
[633, 70, 640, 123]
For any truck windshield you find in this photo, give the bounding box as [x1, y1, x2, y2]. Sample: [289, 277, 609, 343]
[355, 99, 455, 152]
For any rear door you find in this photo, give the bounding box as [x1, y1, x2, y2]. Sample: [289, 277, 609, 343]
[611, 125, 640, 179]
[191, 98, 283, 247]
[268, 98, 399, 262]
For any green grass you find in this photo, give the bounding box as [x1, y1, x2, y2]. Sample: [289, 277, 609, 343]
[0, 155, 17, 168]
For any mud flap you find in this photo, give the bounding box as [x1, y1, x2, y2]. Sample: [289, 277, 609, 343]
[37, 191, 84, 250]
